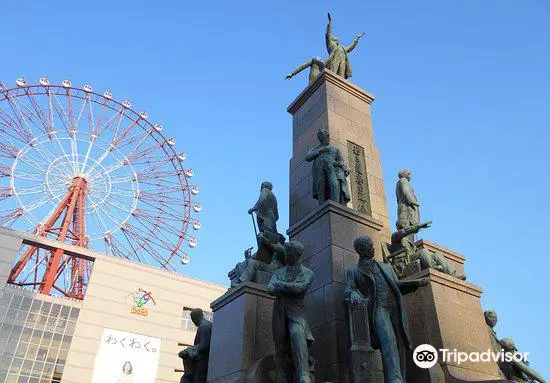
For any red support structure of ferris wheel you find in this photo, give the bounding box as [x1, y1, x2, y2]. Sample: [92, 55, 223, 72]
[8, 177, 88, 299]
[1, 79, 201, 299]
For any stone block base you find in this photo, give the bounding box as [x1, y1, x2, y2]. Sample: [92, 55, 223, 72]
[287, 200, 384, 383]
[403, 268, 504, 382]
[207, 282, 275, 383]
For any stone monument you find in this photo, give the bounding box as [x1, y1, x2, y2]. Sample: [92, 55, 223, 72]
[204, 12, 547, 383]
[287, 66, 391, 382]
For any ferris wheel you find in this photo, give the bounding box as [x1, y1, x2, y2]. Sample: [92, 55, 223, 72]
[0, 77, 201, 299]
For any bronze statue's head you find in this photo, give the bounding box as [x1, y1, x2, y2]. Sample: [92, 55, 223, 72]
[331, 36, 340, 45]
[190, 308, 204, 326]
[354, 236, 375, 259]
[317, 128, 329, 145]
[284, 241, 304, 266]
[484, 310, 498, 328]
[261, 181, 273, 191]
[398, 169, 411, 181]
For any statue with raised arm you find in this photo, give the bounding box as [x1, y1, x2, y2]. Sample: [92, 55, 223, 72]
[484, 310, 547, 383]
[325, 12, 365, 79]
[178, 308, 212, 383]
[285, 49, 337, 84]
[306, 128, 350, 206]
[345, 236, 429, 383]
[396, 169, 420, 231]
[267, 241, 315, 383]
[286, 57, 326, 84]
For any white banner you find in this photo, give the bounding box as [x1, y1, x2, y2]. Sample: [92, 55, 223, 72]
[91, 328, 162, 383]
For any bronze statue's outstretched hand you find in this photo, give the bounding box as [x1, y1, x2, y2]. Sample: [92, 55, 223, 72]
[285, 74, 293, 80]
[358, 32, 365, 39]
[420, 221, 432, 229]
[327, 12, 332, 22]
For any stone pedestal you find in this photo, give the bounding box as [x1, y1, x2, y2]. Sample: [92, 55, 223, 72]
[288, 69, 391, 243]
[207, 282, 275, 383]
[288, 200, 384, 382]
[404, 268, 504, 382]
[345, 300, 381, 383]
[287, 69, 391, 382]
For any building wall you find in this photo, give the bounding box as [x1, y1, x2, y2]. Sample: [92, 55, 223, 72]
[0, 285, 83, 383]
[0, 228, 227, 383]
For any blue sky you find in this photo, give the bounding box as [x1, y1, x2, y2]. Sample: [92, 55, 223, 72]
[2, 0, 549, 377]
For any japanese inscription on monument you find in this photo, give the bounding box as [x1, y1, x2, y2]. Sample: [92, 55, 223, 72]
[347, 142, 371, 215]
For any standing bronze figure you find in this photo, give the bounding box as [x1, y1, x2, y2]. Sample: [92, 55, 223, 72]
[306, 128, 350, 206]
[249, 181, 279, 236]
[345, 236, 428, 383]
[267, 241, 315, 383]
[396, 169, 420, 230]
[178, 309, 212, 383]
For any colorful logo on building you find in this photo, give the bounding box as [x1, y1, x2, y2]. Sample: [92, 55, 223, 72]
[127, 288, 156, 316]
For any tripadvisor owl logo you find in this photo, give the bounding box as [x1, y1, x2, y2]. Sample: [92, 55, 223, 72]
[413, 344, 439, 369]
[413, 344, 530, 369]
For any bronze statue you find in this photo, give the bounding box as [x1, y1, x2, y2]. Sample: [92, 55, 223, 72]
[230, 183, 285, 287]
[267, 241, 315, 383]
[306, 128, 350, 206]
[285, 49, 338, 84]
[325, 13, 364, 79]
[484, 310, 547, 383]
[396, 169, 420, 231]
[178, 309, 212, 383]
[286, 56, 325, 84]
[249, 181, 279, 236]
[387, 221, 466, 280]
[345, 236, 428, 383]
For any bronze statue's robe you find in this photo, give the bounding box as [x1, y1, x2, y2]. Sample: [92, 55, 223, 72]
[396, 177, 420, 228]
[345, 259, 422, 383]
[308, 145, 350, 205]
[325, 19, 360, 79]
[252, 187, 279, 234]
